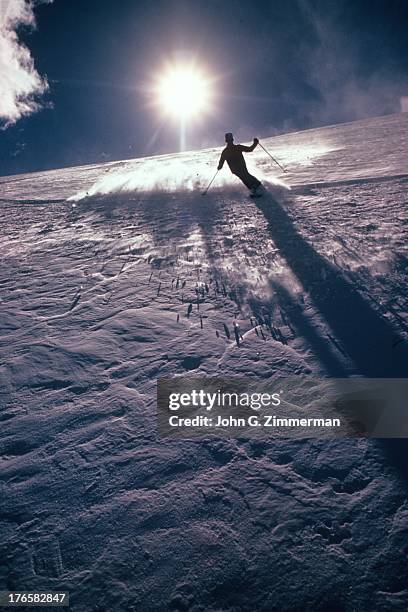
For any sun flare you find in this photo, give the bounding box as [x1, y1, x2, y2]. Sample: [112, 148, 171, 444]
[156, 66, 211, 120]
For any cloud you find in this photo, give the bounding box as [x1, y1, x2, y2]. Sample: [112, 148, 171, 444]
[296, 0, 408, 126]
[0, 0, 51, 128]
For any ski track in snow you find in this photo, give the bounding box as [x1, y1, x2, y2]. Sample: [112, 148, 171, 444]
[0, 113, 408, 611]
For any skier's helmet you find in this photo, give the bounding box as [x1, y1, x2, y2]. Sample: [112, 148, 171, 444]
[225, 132, 234, 143]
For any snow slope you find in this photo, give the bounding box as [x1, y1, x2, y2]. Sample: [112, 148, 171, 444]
[0, 113, 408, 611]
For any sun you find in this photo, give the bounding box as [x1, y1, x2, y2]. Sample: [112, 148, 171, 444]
[156, 65, 211, 120]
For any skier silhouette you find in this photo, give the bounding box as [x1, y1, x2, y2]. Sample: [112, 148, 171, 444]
[217, 132, 264, 196]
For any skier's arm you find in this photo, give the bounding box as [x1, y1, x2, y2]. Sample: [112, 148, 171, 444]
[217, 150, 226, 170]
[239, 138, 259, 152]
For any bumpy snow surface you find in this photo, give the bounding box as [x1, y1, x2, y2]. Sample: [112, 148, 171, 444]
[1, 114, 408, 611]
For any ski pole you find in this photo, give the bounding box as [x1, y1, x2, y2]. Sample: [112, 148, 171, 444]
[201, 169, 219, 195]
[259, 142, 287, 173]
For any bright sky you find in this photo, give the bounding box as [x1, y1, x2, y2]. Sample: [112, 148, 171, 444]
[0, 0, 407, 175]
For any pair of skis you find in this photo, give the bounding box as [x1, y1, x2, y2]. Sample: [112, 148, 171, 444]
[202, 141, 286, 196]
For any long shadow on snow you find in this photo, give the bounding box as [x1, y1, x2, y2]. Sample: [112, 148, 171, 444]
[255, 192, 408, 378]
[269, 281, 349, 377]
[256, 192, 408, 484]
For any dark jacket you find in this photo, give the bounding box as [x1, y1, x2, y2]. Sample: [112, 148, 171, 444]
[218, 141, 258, 175]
